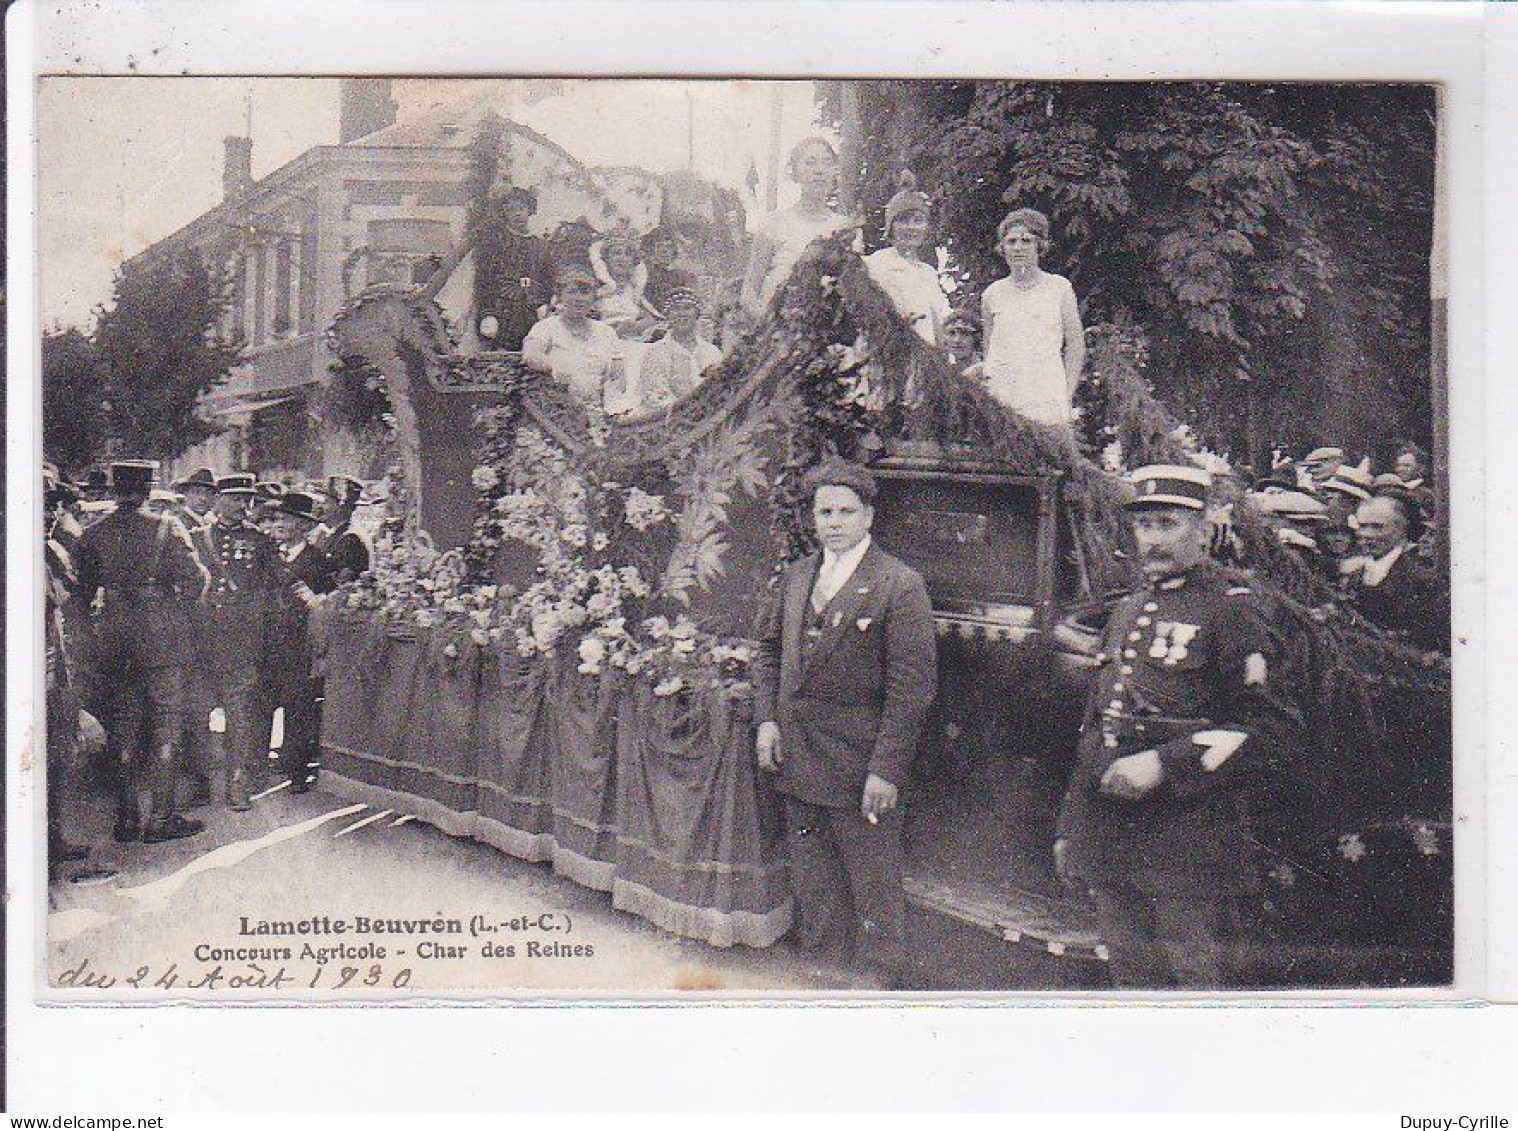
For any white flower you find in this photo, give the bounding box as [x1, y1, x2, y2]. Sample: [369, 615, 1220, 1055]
[470, 629, 490, 647]
[592, 531, 610, 552]
[623, 487, 671, 532]
[1337, 833, 1368, 863]
[586, 590, 620, 619]
[577, 635, 607, 674]
[471, 465, 501, 492]
[531, 612, 562, 651]
[653, 676, 685, 698]
[414, 608, 439, 628]
[619, 566, 651, 598]
[442, 642, 459, 659]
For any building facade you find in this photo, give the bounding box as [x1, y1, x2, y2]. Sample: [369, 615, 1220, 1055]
[147, 81, 472, 481]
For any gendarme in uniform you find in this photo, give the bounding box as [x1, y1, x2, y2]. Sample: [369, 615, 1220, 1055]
[1056, 464, 1303, 988]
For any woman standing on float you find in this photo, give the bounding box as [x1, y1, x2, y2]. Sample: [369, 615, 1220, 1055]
[862, 172, 950, 346]
[979, 208, 1086, 427]
[741, 136, 859, 315]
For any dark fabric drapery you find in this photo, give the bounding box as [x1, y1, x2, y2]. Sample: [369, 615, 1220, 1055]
[316, 606, 792, 948]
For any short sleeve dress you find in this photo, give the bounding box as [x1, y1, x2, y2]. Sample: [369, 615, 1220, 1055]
[981, 271, 1078, 426]
[521, 315, 624, 406]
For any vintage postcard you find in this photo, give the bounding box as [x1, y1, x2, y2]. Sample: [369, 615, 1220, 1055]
[28, 68, 1461, 1004]
[10, 0, 1511, 1115]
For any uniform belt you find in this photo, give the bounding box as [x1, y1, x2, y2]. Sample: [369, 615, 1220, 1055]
[1106, 712, 1213, 747]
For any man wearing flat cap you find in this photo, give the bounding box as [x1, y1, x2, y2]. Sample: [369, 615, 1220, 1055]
[751, 460, 938, 988]
[70, 460, 211, 843]
[1055, 464, 1303, 988]
[1302, 446, 1344, 489]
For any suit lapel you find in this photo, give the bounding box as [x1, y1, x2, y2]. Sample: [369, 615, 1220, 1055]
[783, 554, 821, 681]
[801, 543, 884, 674]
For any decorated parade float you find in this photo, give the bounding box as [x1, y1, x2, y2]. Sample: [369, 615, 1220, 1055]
[314, 121, 1453, 988]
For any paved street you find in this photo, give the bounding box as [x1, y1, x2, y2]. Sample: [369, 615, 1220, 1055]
[47, 773, 859, 997]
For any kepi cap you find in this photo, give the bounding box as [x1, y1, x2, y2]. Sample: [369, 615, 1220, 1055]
[1124, 464, 1211, 512]
[217, 473, 257, 497]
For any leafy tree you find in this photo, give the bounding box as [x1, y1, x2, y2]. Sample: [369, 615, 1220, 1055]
[41, 325, 108, 474]
[824, 81, 1435, 471]
[90, 246, 243, 461]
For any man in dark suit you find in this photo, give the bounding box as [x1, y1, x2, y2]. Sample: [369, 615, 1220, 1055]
[261, 491, 335, 793]
[201, 475, 286, 810]
[752, 460, 938, 988]
[167, 467, 220, 807]
[1345, 493, 1447, 653]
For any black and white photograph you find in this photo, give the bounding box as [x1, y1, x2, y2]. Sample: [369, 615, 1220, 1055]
[28, 68, 1460, 998]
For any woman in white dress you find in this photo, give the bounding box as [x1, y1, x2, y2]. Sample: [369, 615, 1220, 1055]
[741, 137, 860, 315]
[862, 171, 950, 345]
[978, 207, 1086, 427]
[590, 227, 662, 340]
[522, 261, 626, 410]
